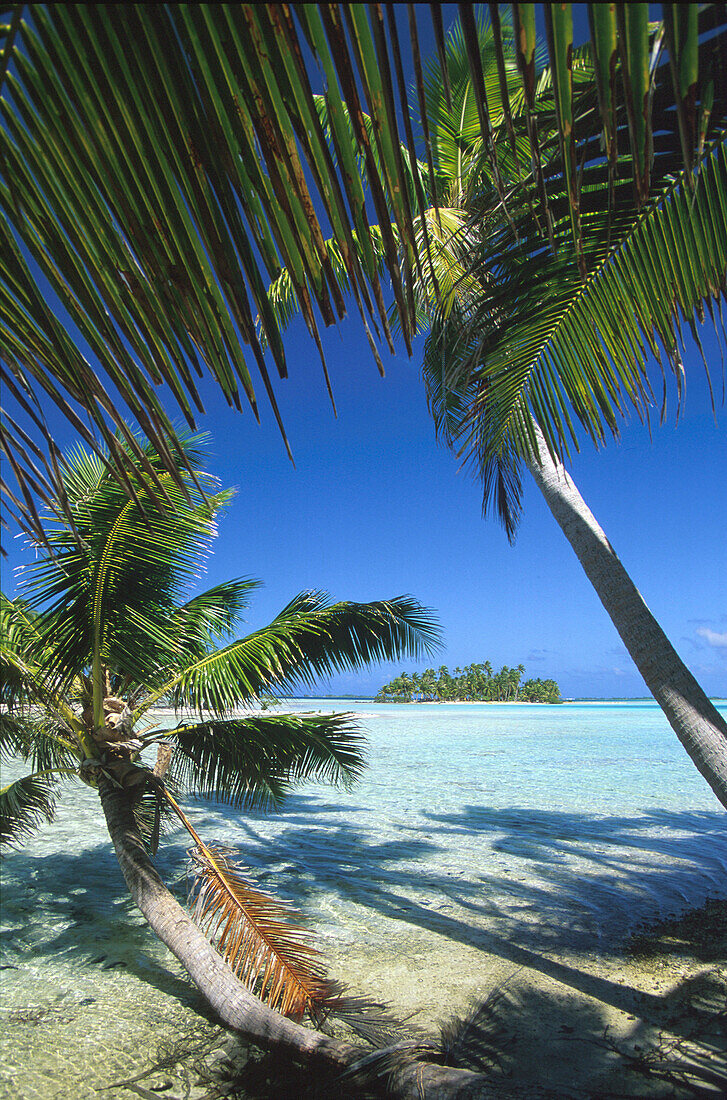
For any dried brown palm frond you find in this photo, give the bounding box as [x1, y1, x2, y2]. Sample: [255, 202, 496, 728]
[187, 840, 340, 1022]
[159, 784, 404, 1034]
[156, 783, 342, 1020]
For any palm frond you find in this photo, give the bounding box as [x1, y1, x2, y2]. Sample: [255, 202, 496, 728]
[187, 840, 341, 1021]
[1, 4, 419, 540]
[2, 6, 725, 545]
[0, 608, 84, 736]
[168, 712, 365, 811]
[1, 712, 79, 772]
[131, 780, 173, 857]
[0, 772, 57, 848]
[170, 579, 262, 659]
[448, 137, 727, 471]
[0, 712, 27, 760]
[142, 592, 441, 717]
[15, 436, 233, 692]
[422, 310, 525, 541]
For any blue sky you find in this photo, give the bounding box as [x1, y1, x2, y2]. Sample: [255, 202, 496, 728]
[7, 310, 724, 700]
[3, 5, 726, 699]
[171, 320, 727, 700]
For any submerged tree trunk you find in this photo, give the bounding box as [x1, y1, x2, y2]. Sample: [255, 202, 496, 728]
[98, 778, 489, 1099]
[525, 426, 727, 810]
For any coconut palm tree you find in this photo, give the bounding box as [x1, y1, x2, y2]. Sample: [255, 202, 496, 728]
[1, 433, 445, 1081]
[4, 7, 724, 1091]
[262, 11, 727, 807]
[416, 17, 727, 806]
[2, 5, 724, 802]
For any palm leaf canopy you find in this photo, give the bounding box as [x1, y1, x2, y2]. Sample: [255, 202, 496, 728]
[12, 434, 234, 694]
[7, 434, 439, 705]
[261, 6, 727, 537]
[0, 771, 57, 847]
[1, 4, 725, 542]
[417, 9, 727, 538]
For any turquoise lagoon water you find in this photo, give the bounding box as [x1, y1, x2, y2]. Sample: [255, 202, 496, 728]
[1, 701, 726, 1097]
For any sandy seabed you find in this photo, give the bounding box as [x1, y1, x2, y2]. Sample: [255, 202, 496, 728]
[2, 899, 723, 1100]
[317, 897, 727, 1098]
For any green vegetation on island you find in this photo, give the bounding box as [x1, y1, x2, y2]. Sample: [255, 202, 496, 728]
[376, 664, 562, 704]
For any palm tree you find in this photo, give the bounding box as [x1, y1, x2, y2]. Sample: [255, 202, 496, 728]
[265, 10, 727, 804]
[4, 7, 724, 1090]
[2, 6, 724, 799]
[416, 17, 727, 806]
[1, 433, 443, 1080]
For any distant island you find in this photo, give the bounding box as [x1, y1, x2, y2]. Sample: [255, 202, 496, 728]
[376, 663, 562, 704]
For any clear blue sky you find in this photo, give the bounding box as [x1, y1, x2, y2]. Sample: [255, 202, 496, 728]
[162, 322, 727, 700]
[7, 311, 724, 700]
[3, 5, 725, 699]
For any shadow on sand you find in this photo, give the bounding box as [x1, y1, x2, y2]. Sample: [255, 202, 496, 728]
[3, 796, 725, 1097]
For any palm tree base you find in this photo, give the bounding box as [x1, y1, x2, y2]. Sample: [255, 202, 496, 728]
[98, 778, 489, 1099]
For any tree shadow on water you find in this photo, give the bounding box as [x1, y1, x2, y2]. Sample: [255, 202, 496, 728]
[426, 962, 727, 1098]
[1, 847, 215, 1012]
[228, 803, 727, 1044]
[3, 797, 725, 1096]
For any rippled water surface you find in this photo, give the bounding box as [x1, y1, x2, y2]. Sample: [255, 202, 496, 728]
[2, 701, 726, 1097]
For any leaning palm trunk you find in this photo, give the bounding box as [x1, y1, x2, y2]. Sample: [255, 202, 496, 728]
[98, 778, 347, 1063]
[98, 778, 489, 1099]
[526, 425, 727, 810]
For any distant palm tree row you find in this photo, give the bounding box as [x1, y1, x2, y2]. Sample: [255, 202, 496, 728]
[376, 664, 562, 704]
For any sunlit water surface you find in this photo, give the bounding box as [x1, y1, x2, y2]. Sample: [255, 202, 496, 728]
[2, 701, 726, 1097]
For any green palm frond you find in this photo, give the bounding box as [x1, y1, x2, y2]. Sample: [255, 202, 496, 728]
[1, 4, 424, 538]
[0, 712, 27, 760]
[0, 772, 57, 848]
[441, 137, 727, 472]
[0, 604, 84, 736]
[168, 712, 365, 811]
[140, 592, 441, 717]
[131, 780, 174, 857]
[187, 839, 340, 1021]
[17, 437, 233, 693]
[0, 711, 79, 772]
[170, 580, 263, 660]
[422, 315, 525, 542]
[0, 596, 40, 703]
[423, 9, 532, 191]
[2, 6, 725, 543]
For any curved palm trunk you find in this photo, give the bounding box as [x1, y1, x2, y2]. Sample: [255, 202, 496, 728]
[98, 778, 488, 1099]
[525, 426, 727, 809]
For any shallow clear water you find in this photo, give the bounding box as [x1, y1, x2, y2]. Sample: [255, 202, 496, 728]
[2, 701, 726, 1097]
